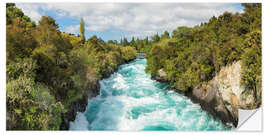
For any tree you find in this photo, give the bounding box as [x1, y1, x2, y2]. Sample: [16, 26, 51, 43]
[241, 3, 261, 31]
[135, 38, 140, 50]
[209, 16, 217, 24]
[122, 37, 129, 46]
[161, 30, 170, 39]
[130, 37, 136, 47]
[6, 58, 64, 130]
[38, 16, 58, 29]
[6, 4, 138, 130]
[151, 33, 160, 43]
[6, 18, 37, 61]
[144, 36, 149, 45]
[145, 4, 261, 99]
[172, 26, 192, 39]
[6, 3, 34, 25]
[80, 18, 85, 44]
[241, 30, 261, 106]
[242, 3, 261, 9]
[6, 3, 15, 8]
[108, 40, 118, 44]
[88, 35, 99, 45]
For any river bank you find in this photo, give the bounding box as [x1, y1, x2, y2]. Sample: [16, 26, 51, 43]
[60, 58, 136, 130]
[152, 61, 261, 128]
[69, 59, 229, 131]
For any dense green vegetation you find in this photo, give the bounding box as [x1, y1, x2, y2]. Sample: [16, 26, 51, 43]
[145, 4, 261, 106]
[6, 3, 262, 130]
[6, 4, 136, 130]
[114, 31, 169, 53]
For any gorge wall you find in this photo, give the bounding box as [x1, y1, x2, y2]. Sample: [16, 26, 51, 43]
[155, 61, 259, 127]
[60, 59, 135, 130]
[190, 61, 257, 127]
[60, 80, 100, 130]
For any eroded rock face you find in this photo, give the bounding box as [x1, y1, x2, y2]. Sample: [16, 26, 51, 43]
[150, 61, 259, 127]
[151, 69, 168, 82]
[190, 61, 258, 127]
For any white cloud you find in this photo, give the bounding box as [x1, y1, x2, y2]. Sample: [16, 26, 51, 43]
[15, 3, 243, 39]
[64, 25, 80, 34]
[16, 3, 42, 23]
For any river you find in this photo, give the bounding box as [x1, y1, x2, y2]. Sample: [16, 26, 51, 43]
[69, 59, 229, 131]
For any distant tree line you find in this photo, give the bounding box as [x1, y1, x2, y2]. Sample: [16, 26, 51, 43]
[108, 30, 170, 53]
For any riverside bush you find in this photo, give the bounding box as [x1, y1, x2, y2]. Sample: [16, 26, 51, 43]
[145, 4, 261, 104]
[6, 3, 136, 130]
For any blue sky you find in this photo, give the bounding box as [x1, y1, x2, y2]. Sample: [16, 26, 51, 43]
[16, 3, 243, 42]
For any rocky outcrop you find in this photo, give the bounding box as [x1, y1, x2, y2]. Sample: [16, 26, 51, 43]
[60, 68, 114, 130]
[150, 61, 259, 127]
[60, 80, 100, 130]
[60, 58, 136, 130]
[188, 61, 258, 127]
[151, 69, 168, 82]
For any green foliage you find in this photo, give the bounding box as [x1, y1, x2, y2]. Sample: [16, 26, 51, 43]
[62, 33, 81, 47]
[6, 58, 37, 81]
[6, 3, 262, 129]
[145, 39, 170, 76]
[145, 3, 262, 103]
[151, 33, 160, 43]
[108, 40, 118, 44]
[80, 18, 85, 44]
[6, 3, 32, 25]
[6, 17, 37, 61]
[121, 37, 129, 46]
[161, 31, 170, 39]
[6, 58, 65, 130]
[120, 46, 137, 62]
[6, 4, 137, 130]
[172, 26, 192, 39]
[7, 76, 65, 130]
[130, 37, 136, 47]
[241, 30, 261, 105]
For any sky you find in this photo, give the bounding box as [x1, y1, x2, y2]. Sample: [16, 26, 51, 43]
[16, 3, 244, 41]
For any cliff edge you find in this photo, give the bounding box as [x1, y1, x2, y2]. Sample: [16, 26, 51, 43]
[190, 61, 260, 127]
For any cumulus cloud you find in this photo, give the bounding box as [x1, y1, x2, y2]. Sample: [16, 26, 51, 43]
[16, 3, 42, 23]
[16, 3, 243, 39]
[64, 25, 80, 34]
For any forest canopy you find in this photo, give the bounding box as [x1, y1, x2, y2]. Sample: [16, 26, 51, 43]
[6, 3, 262, 130]
[144, 3, 261, 107]
[6, 3, 136, 130]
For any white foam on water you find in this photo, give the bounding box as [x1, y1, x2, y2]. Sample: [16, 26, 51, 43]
[166, 92, 184, 103]
[69, 112, 89, 130]
[118, 104, 185, 130]
[116, 90, 201, 130]
[119, 96, 160, 108]
[122, 65, 139, 73]
[135, 64, 146, 72]
[135, 77, 153, 85]
[70, 59, 229, 131]
[112, 73, 129, 89]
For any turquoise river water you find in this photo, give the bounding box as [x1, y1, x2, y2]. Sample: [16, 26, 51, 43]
[69, 59, 229, 131]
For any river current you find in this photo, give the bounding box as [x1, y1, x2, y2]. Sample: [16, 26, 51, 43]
[69, 59, 229, 131]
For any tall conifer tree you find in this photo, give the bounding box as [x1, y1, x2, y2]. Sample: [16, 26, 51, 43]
[80, 18, 85, 44]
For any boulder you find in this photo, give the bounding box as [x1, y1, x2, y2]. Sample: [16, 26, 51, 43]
[152, 69, 168, 82]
